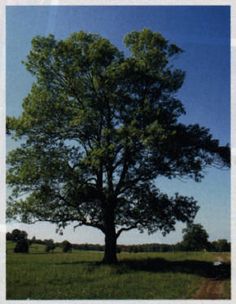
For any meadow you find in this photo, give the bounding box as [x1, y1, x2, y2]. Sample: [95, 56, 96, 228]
[6, 242, 231, 300]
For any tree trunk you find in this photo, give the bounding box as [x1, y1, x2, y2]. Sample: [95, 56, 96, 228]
[102, 207, 117, 264]
[103, 227, 117, 264]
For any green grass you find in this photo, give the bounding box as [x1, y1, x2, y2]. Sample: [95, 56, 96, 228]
[223, 280, 231, 299]
[6, 242, 231, 300]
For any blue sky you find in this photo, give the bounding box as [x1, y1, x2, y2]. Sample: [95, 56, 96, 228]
[6, 6, 230, 245]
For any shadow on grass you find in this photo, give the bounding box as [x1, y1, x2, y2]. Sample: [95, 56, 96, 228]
[119, 258, 231, 280]
[57, 258, 230, 280]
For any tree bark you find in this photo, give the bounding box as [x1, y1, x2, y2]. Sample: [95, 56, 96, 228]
[102, 207, 117, 264]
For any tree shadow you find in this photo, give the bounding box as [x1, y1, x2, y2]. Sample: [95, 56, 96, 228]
[54, 257, 230, 280]
[119, 258, 230, 280]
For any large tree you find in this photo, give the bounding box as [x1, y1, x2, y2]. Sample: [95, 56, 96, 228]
[7, 29, 229, 263]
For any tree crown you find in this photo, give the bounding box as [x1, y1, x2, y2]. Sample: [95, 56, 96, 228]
[7, 29, 230, 240]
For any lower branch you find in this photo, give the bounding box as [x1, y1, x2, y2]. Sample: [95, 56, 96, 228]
[116, 224, 138, 239]
[73, 220, 105, 233]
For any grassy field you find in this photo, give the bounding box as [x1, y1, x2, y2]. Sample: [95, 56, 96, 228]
[6, 242, 231, 300]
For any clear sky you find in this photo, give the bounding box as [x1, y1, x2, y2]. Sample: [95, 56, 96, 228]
[6, 6, 230, 245]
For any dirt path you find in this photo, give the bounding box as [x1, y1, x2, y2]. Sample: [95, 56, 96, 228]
[193, 278, 224, 299]
[193, 255, 227, 299]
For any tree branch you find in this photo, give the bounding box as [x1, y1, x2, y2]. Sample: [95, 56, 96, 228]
[74, 220, 105, 233]
[116, 224, 138, 239]
[115, 148, 130, 195]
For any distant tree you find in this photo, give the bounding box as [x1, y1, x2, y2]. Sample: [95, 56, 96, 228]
[11, 229, 28, 242]
[14, 239, 29, 253]
[62, 240, 72, 253]
[181, 224, 209, 251]
[31, 236, 36, 242]
[7, 29, 230, 264]
[45, 239, 56, 253]
[6, 232, 13, 241]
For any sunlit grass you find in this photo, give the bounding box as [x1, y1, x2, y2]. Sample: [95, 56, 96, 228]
[6, 242, 230, 299]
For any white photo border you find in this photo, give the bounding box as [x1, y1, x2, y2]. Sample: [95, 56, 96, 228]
[1, 1, 235, 303]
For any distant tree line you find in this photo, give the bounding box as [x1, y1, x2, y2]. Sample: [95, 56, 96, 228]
[117, 240, 230, 253]
[6, 226, 230, 254]
[6, 229, 72, 253]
